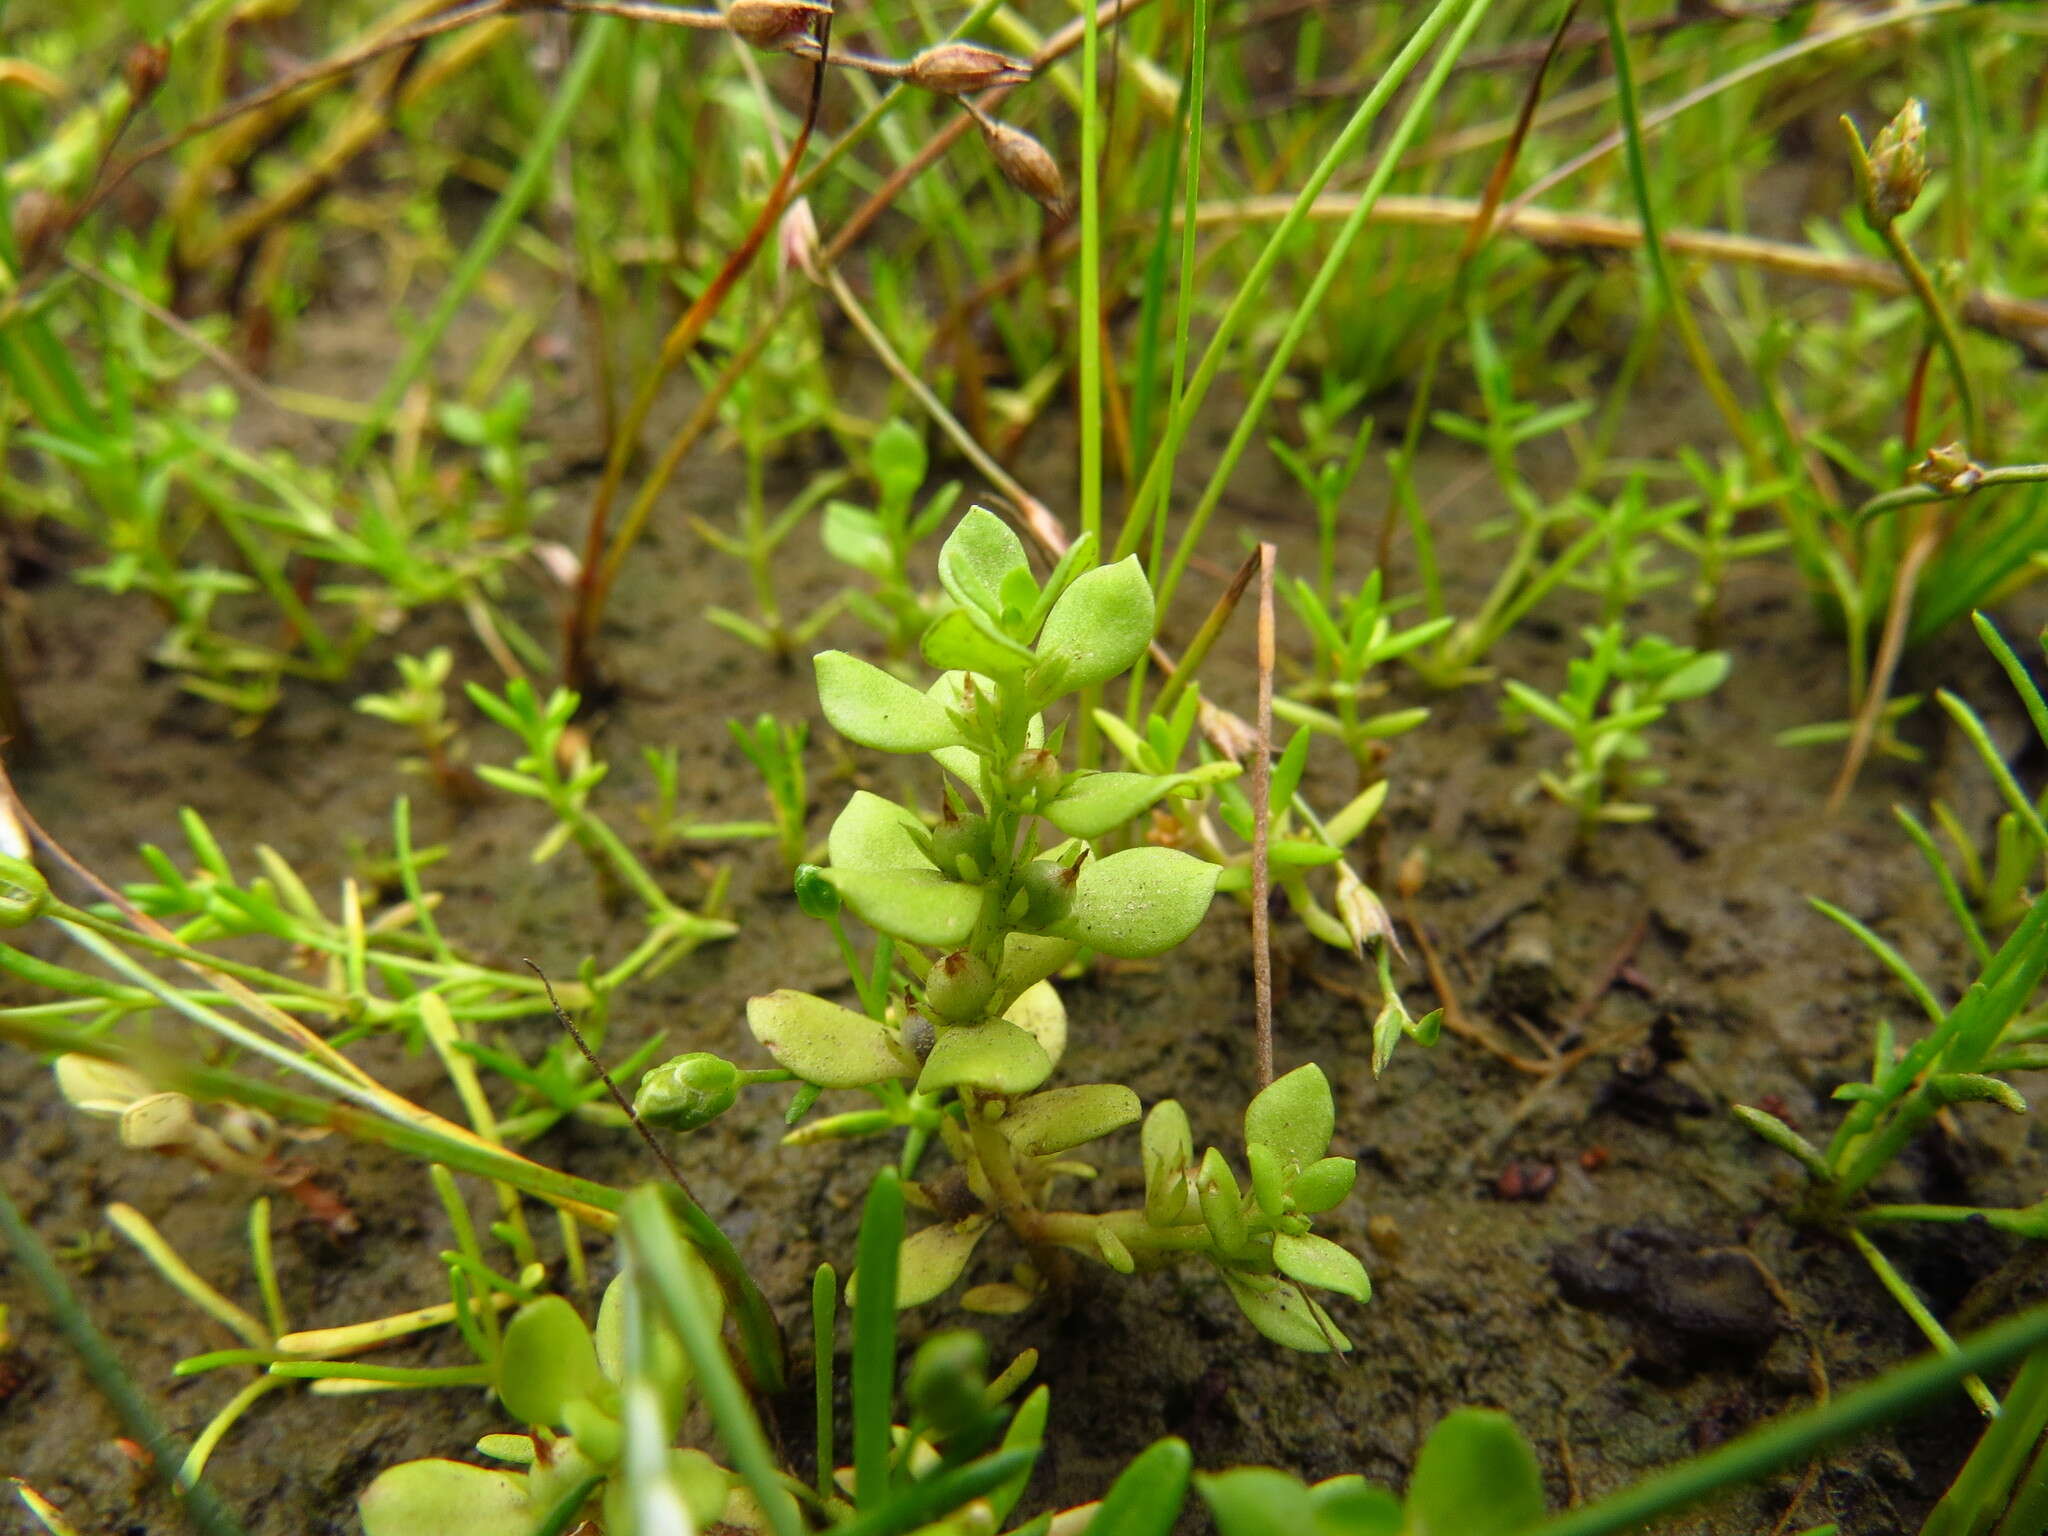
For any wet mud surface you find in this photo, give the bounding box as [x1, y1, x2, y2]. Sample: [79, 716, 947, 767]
[2, 281, 2044, 1534]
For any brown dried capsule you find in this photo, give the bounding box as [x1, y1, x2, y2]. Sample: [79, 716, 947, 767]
[906, 43, 1031, 95]
[726, 0, 829, 54]
[974, 115, 1070, 219]
[122, 42, 170, 104]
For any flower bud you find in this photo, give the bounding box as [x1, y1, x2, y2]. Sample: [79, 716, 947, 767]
[975, 116, 1070, 220]
[902, 1007, 938, 1061]
[1334, 863, 1396, 958]
[924, 950, 997, 1022]
[929, 809, 993, 883]
[1914, 441, 1981, 494]
[1014, 857, 1079, 931]
[0, 854, 50, 927]
[1006, 748, 1062, 809]
[778, 195, 821, 284]
[1865, 98, 1927, 225]
[636, 1053, 741, 1131]
[726, 0, 827, 54]
[906, 43, 1031, 95]
[794, 863, 841, 920]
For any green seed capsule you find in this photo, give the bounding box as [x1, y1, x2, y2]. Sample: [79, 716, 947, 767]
[924, 950, 997, 1022]
[793, 864, 840, 919]
[1006, 748, 1062, 809]
[0, 855, 50, 928]
[635, 1053, 741, 1131]
[1015, 858, 1078, 931]
[929, 812, 993, 883]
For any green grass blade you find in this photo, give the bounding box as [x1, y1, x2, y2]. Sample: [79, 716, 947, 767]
[853, 1168, 906, 1511]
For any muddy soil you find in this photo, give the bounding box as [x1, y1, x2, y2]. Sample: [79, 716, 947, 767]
[2, 260, 2044, 1536]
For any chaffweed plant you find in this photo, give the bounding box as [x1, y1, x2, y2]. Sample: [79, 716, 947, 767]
[636, 510, 1374, 1349]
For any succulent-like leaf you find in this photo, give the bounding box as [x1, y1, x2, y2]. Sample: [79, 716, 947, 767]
[1245, 1063, 1336, 1168]
[1216, 1268, 1350, 1354]
[829, 867, 983, 948]
[999, 1084, 1140, 1156]
[1143, 1101, 1194, 1226]
[1195, 1468, 1314, 1536]
[815, 651, 970, 753]
[1058, 846, 1218, 959]
[1198, 1148, 1248, 1255]
[1003, 978, 1068, 1068]
[923, 608, 1035, 677]
[895, 1217, 991, 1306]
[1405, 1410, 1545, 1536]
[497, 1295, 605, 1429]
[827, 790, 934, 874]
[917, 1020, 1053, 1095]
[1290, 1157, 1357, 1215]
[747, 990, 918, 1088]
[1033, 556, 1154, 694]
[938, 506, 1031, 617]
[1272, 1233, 1371, 1303]
[1308, 1476, 1403, 1536]
[359, 1460, 533, 1536]
[1041, 762, 1238, 839]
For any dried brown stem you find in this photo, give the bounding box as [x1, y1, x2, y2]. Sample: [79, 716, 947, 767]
[1249, 543, 1277, 1090]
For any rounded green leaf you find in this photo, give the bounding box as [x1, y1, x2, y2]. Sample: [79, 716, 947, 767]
[1308, 1476, 1403, 1536]
[1245, 1063, 1336, 1169]
[359, 1460, 533, 1536]
[1405, 1409, 1545, 1536]
[1091, 1437, 1193, 1536]
[1143, 1101, 1193, 1226]
[1195, 1467, 1314, 1536]
[1042, 770, 1207, 840]
[896, 1217, 991, 1306]
[747, 990, 918, 1088]
[498, 1296, 604, 1429]
[938, 506, 1031, 617]
[815, 651, 969, 753]
[1002, 977, 1067, 1068]
[1198, 1148, 1247, 1256]
[1216, 1268, 1350, 1354]
[827, 791, 934, 874]
[917, 1020, 1053, 1095]
[1290, 1157, 1357, 1215]
[999, 1084, 1140, 1156]
[829, 867, 983, 948]
[1034, 556, 1154, 694]
[923, 608, 1035, 677]
[1059, 846, 1218, 959]
[1272, 1232, 1371, 1303]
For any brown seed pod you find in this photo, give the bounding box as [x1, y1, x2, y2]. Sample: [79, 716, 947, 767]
[726, 0, 829, 55]
[974, 115, 1070, 219]
[906, 43, 1031, 95]
[122, 43, 170, 104]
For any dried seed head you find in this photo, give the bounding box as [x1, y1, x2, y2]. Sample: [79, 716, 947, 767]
[1334, 863, 1396, 958]
[1197, 698, 1258, 763]
[122, 42, 170, 103]
[1864, 98, 1927, 225]
[726, 0, 828, 55]
[907, 43, 1031, 95]
[976, 116, 1069, 219]
[779, 195, 822, 283]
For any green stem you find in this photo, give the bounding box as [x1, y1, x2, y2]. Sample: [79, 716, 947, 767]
[1881, 220, 1981, 453]
[1849, 1227, 1995, 1417]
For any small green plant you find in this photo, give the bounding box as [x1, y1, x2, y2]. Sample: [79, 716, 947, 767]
[634, 509, 1373, 1347]
[354, 647, 475, 798]
[1276, 568, 1448, 784]
[666, 715, 814, 875]
[1501, 625, 1730, 833]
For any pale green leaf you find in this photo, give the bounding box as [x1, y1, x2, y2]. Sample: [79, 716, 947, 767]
[827, 790, 934, 874]
[1002, 977, 1067, 1068]
[1041, 762, 1239, 840]
[359, 1461, 532, 1536]
[894, 1217, 990, 1307]
[1216, 1268, 1350, 1353]
[1034, 556, 1155, 694]
[1058, 846, 1218, 958]
[917, 1020, 1053, 1095]
[815, 650, 969, 753]
[1272, 1233, 1370, 1303]
[1245, 1063, 1335, 1168]
[747, 990, 918, 1088]
[829, 867, 983, 948]
[938, 506, 1031, 617]
[1406, 1409, 1545, 1536]
[497, 1296, 604, 1429]
[999, 1084, 1140, 1156]
[922, 607, 1035, 677]
[992, 933, 1079, 1014]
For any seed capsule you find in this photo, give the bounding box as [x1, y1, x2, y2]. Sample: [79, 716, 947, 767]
[1015, 857, 1080, 931]
[906, 43, 1031, 95]
[925, 950, 997, 1022]
[974, 116, 1070, 219]
[1865, 98, 1928, 224]
[726, 0, 828, 54]
[929, 809, 993, 883]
